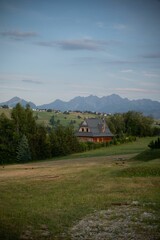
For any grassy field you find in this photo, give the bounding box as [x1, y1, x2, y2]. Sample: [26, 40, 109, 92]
[62, 136, 158, 159]
[0, 108, 12, 118]
[0, 108, 97, 129]
[34, 111, 97, 128]
[0, 137, 160, 240]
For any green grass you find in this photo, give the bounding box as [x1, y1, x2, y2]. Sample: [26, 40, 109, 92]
[0, 108, 12, 118]
[64, 137, 158, 159]
[112, 148, 160, 178]
[114, 159, 160, 177]
[0, 137, 160, 240]
[0, 108, 97, 129]
[34, 111, 97, 128]
[132, 149, 160, 161]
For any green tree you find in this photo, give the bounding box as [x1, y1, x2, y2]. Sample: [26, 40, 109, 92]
[0, 113, 17, 164]
[25, 104, 36, 134]
[11, 103, 36, 137]
[106, 114, 125, 136]
[49, 125, 81, 157]
[30, 124, 51, 160]
[11, 103, 26, 136]
[49, 128, 59, 156]
[106, 111, 154, 138]
[11, 104, 52, 160]
[17, 135, 31, 163]
[148, 137, 160, 149]
[50, 115, 61, 128]
[123, 111, 153, 137]
[50, 115, 55, 126]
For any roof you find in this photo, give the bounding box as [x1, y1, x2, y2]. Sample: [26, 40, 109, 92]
[76, 118, 113, 137]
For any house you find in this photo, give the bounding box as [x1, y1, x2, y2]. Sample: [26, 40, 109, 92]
[76, 118, 113, 143]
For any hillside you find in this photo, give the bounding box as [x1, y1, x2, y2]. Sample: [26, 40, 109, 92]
[38, 94, 160, 118]
[1, 94, 160, 118]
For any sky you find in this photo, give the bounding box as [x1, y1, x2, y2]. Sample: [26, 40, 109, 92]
[0, 0, 160, 105]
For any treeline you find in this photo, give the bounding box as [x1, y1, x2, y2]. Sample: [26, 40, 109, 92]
[106, 111, 159, 137]
[0, 105, 159, 164]
[0, 104, 81, 164]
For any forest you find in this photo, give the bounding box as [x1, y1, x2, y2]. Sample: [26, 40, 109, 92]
[0, 104, 159, 164]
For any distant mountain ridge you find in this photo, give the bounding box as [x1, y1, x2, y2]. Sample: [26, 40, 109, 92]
[0, 96, 36, 109]
[1, 94, 160, 118]
[38, 94, 160, 118]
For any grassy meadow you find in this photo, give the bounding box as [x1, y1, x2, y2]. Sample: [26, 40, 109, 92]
[34, 111, 97, 128]
[0, 137, 160, 240]
[0, 108, 97, 129]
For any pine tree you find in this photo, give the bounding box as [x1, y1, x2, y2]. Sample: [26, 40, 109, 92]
[17, 135, 31, 163]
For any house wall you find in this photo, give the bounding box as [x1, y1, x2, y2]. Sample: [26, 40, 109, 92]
[92, 137, 112, 143]
[78, 136, 112, 143]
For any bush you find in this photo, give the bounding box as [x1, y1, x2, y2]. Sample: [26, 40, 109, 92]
[148, 137, 160, 149]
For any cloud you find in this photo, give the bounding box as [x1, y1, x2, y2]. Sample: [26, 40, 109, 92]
[140, 81, 160, 88]
[116, 88, 160, 94]
[142, 53, 160, 58]
[0, 74, 43, 86]
[104, 60, 135, 65]
[72, 57, 135, 67]
[143, 72, 159, 78]
[36, 39, 111, 51]
[120, 69, 133, 73]
[96, 21, 106, 29]
[0, 86, 33, 92]
[22, 79, 42, 84]
[96, 22, 127, 31]
[0, 30, 38, 39]
[113, 24, 127, 30]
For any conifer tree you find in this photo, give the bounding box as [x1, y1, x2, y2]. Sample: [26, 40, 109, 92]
[17, 135, 31, 162]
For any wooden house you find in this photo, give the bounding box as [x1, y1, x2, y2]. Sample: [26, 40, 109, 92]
[76, 118, 113, 143]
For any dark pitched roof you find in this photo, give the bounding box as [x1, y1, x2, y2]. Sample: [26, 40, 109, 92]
[76, 118, 113, 137]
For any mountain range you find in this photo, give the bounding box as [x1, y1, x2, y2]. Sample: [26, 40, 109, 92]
[0, 96, 37, 109]
[1, 94, 160, 118]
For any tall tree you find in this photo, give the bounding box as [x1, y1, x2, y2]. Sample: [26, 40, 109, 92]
[11, 103, 26, 136]
[17, 135, 31, 163]
[106, 114, 125, 136]
[123, 111, 153, 137]
[0, 113, 16, 164]
[11, 103, 36, 137]
[106, 111, 154, 137]
[49, 125, 81, 157]
[30, 124, 51, 160]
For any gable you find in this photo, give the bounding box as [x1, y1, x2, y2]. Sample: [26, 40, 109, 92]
[81, 120, 88, 126]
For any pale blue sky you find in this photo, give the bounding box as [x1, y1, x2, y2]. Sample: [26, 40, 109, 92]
[0, 0, 160, 104]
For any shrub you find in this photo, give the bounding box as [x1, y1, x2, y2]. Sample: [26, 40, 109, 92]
[148, 137, 160, 149]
